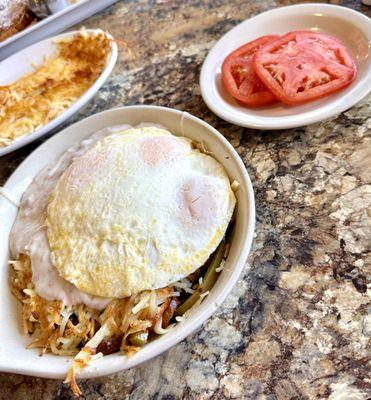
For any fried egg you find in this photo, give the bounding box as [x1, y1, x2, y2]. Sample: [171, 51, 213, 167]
[46, 126, 236, 298]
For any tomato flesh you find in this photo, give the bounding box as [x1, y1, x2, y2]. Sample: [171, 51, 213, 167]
[253, 30, 356, 105]
[221, 35, 279, 107]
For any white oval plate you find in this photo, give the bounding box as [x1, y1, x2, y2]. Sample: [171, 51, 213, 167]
[0, 106, 255, 379]
[200, 4, 371, 130]
[0, 29, 118, 157]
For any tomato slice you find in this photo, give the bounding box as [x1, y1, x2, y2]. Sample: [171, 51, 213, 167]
[221, 35, 279, 107]
[253, 30, 357, 105]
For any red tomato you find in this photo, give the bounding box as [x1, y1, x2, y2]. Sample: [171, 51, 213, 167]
[221, 35, 279, 107]
[253, 30, 357, 105]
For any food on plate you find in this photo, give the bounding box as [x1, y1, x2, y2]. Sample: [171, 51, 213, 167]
[46, 127, 234, 298]
[0, 29, 112, 148]
[222, 30, 357, 107]
[221, 35, 278, 107]
[9, 124, 237, 396]
[0, 0, 37, 42]
[254, 30, 357, 105]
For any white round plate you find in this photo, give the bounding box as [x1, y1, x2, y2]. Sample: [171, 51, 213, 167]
[0, 29, 118, 157]
[0, 106, 255, 379]
[200, 4, 371, 130]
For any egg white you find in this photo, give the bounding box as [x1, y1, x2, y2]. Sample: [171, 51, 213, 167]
[46, 126, 236, 298]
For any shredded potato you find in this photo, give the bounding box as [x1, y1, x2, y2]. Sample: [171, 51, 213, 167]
[0, 29, 111, 148]
[9, 255, 179, 396]
[9, 236, 228, 396]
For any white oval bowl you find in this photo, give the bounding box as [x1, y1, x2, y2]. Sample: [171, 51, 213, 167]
[200, 4, 371, 130]
[0, 105, 255, 379]
[0, 29, 118, 157]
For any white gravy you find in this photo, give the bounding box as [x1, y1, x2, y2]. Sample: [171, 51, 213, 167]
[9, 124, 133, 310]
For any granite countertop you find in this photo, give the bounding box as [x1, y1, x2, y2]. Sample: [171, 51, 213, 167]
[0, 1, 370, 399]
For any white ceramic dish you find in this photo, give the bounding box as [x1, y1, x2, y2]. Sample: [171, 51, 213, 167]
[0, 105, 255, 380]
[0, 29, 118, 157]
[200, 4, 371, 130]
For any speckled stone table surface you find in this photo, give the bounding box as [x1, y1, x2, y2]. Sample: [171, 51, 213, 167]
[1, 1, 370, 399]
